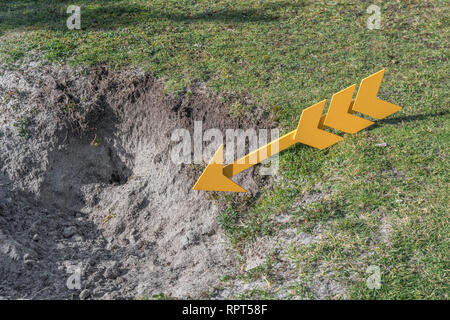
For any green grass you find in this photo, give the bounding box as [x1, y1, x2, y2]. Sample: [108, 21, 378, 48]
[13, 117, 31, 139]
[1, 0, 448, 299]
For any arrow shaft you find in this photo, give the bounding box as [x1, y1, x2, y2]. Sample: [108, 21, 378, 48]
[223, 129, 297, 177]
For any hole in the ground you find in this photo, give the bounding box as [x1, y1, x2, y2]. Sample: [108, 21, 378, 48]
[109, 171, 124, 185]
[0, 65, 272, 299]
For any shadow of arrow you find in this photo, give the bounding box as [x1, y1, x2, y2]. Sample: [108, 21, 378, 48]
[367, 111, 448, 130]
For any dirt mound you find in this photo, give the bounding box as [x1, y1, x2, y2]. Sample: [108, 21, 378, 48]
[0, 64, 271, 299]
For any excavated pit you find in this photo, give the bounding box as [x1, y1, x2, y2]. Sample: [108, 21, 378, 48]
[0, 64, 272, 299]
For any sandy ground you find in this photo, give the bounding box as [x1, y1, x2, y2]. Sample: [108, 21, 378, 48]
[0, 62, 271, 299]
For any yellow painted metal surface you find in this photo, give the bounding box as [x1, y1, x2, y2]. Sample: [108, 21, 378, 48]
[223, 130, 296, 178]
[192, 145, 247, 192]
[352, 69, 402, 119]
[193, 70, 402, 192]
[294, 100, 343, 149]
[323, 85, 374, 134]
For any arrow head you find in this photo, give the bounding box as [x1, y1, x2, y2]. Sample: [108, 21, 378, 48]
[192, 144, 247, 192]
[352, 69, 402, 119]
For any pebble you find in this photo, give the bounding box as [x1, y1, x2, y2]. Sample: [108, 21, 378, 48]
[63, 226, 76, 238]
[87, 258, 96, 266]
[73, 235, 84, 242]
[23, 253, 33, 261]
[79, 289, 91, 300]
[104, 262, 120, 279]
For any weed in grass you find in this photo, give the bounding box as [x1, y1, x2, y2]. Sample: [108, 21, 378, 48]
[13, 117, 31, 139]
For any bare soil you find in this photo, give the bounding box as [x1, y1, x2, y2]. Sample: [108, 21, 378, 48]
[0, 63, 271, 299]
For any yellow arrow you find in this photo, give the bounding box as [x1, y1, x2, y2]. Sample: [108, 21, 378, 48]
[193, 101, 341, 192]
[192, 145, 247, 192]
[193, 69, 401, 192]
[351, 69, 402, 119]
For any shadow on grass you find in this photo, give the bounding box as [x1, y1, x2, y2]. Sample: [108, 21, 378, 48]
[367, 110, 449, 130]
[0, 0, 306, 32]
